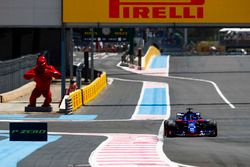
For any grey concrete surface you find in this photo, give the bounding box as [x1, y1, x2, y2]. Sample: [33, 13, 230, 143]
[18, 135, 106, 167]
[78, 79, 143, 120]
[0, 82, 63, 114]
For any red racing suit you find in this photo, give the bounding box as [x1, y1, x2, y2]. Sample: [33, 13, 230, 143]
[23, 64, 61, 107]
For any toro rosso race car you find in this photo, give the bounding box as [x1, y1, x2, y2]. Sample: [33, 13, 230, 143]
[164, 108, 217, 137]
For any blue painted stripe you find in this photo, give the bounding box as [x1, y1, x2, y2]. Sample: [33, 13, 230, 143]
[0, 115, 26, 119]
[149, 56, 168, 69]
[0, 130, 8, 133]
[0, 135, 61, 167]
[138, 88, 167, 115]
[59, 115, 97, 120]
[0, 115, 97, 121]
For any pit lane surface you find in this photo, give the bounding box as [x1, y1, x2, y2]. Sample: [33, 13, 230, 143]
[1, 54, 250, 167]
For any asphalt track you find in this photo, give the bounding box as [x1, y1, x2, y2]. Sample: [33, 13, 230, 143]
[0, 54, 250, 167]
[92, 54, 250, 167]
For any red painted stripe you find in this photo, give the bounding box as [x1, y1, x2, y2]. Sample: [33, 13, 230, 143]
[97, 153, 159, 157]
[97, 160, 166, 162]
[92, 134, 171, 167]
[99, 151, 157, 153]
[99, 149, 157, 150]
[97, 157, 161, 159]
[101, 145, 157, 147]
[98, 163, 170, 166]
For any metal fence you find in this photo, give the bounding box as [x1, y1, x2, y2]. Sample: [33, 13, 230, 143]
[0, 55, 37, 93]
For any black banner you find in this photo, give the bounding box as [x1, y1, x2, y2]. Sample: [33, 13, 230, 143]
[79, 28, 135, 42]
[9, 122, 48, 141]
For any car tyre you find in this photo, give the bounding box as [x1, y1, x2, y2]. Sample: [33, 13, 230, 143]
[208, 121, 217, 137]
[164, 120, 176, 137]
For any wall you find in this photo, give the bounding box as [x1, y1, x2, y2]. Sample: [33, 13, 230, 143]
[0, 54, 37, 93]
[0, 28, 61, 67]
[0, 0, 61, 26]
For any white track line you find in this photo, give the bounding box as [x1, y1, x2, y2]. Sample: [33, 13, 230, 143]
[0, 119, 163, 123]
[117, 55, 235, 109]
[168, 76, 235, 109]
[111, 77, 143, 83]
[172, 162, 198, 167]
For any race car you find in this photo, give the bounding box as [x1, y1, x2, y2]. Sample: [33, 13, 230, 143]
[164, 108, 217, 137]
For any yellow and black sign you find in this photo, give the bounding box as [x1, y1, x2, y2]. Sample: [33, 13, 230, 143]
[80, 28, 134, 42]
[63, 0, 250, 24]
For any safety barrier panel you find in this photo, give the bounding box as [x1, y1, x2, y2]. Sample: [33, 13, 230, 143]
[142, 46, 161, 69]
[69, 89, 83, 111]
[65, 72, 107, 113]
[82, 72, 107, 105]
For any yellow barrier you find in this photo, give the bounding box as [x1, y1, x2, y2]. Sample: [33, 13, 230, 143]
[67, 72, 107, 112]
[82, 72, 107, 105]
[69, 89, 82, 111]
[142, 46, 161, 69]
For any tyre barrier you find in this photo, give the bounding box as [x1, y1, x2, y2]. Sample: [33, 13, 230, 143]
[142, 45, 161, 69]
[65, 72, 107, 113]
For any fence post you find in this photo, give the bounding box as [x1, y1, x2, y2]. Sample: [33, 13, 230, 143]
[76, 64, 83, 88]
[81, 89, 84, 106]
[138, 48, 142, 70]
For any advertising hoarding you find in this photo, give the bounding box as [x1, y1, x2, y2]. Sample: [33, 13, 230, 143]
[63, 0, 250, 24]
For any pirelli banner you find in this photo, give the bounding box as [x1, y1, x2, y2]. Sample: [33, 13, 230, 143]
[63, 0, 250, 24]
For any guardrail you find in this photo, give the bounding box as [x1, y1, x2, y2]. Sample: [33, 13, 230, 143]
[65, 72, 107, 113]
[0, 54, 37, 94]
[142, 46, 161, 69]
